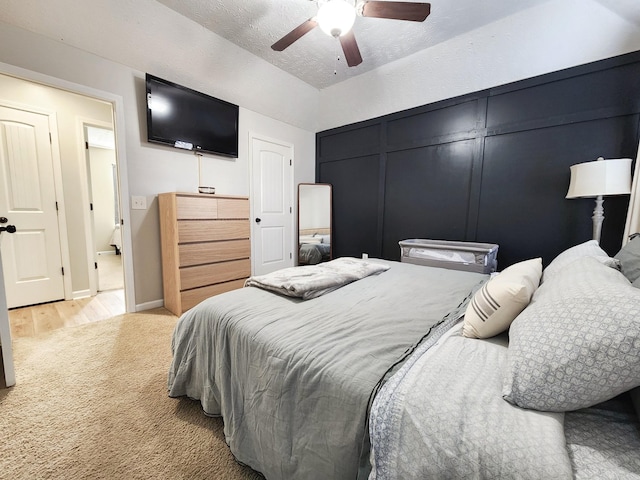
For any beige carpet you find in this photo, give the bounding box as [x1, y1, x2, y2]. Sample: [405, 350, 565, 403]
[0, 309, 263, 479]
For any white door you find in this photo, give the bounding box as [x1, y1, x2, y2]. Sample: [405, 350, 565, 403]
[0, 106, 65, 308]
[0, 249, 15, 387]
[250, 136, 294, 275]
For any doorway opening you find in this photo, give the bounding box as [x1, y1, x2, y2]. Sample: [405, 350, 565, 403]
[84, 125, 124, 294]
[0, 62, 134, 387]
[0, 72, 129, 341]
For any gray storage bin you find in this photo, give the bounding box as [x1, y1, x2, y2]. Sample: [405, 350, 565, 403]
[399, 239, 499, 274]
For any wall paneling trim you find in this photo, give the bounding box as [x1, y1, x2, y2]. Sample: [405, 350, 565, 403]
[317, 50, 640, 268]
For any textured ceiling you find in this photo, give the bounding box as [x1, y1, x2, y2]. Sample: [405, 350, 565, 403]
[155, 0, 635, 90]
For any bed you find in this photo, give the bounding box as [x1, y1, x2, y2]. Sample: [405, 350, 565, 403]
[168, 240, 640, 479]
[298, 231, 331, 265]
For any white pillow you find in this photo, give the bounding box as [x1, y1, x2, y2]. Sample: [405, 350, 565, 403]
[462, 258, 542, 339]
[503, 257, 640, 411]
[542, 240, 618, 282]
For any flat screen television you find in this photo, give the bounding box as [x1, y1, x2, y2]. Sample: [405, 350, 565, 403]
[145, 74, 239, 158]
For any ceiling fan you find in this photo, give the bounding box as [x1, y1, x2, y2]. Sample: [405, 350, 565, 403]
[271, 0, 431, 67]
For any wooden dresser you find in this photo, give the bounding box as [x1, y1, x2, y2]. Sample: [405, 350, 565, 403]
[158, 192, 251, 316]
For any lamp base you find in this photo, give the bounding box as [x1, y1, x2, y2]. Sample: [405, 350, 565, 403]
[592, 195, 604, 243]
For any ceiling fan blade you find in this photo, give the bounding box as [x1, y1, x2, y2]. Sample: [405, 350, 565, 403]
[360, 1, 431, 22]
[271, 19, 318, 51]
[339, 31, 363, 67]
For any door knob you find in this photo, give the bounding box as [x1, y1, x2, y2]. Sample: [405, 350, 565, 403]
[0, 225, 16, 234]
[0, 217, 7, 224]
[255, 218, 261, 223]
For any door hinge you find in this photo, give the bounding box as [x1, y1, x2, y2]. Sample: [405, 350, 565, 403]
[290, 252, 292, 259]
[290, 206, 292, 213]
[95, 262, 98, 270]
[85, 141, 89, 150]
[120, 218, 124, 226]
[55, 201, 59, 211]
[61, 267, 64, 276]
[49, 132, 52, 144]
[289, 159, 292, 166]
[90, 203, 93, 211]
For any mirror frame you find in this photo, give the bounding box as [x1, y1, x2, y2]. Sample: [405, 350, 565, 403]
[297, 183, 332, 265]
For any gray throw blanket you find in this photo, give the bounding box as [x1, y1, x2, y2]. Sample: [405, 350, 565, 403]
[244, 257, 390, 300]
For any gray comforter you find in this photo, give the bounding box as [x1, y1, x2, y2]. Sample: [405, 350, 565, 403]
[370, 324, 573, 479]
[168, 260, 486, 480]
[369, 323, 640, 479]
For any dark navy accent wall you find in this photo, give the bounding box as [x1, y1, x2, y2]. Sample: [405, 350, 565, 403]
[316, 51, 640, 268]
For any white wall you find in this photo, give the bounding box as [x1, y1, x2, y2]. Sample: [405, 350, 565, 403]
[0, 0, 321, 132]
[0, 5, 318, 310]
[317, 0, 640, 131]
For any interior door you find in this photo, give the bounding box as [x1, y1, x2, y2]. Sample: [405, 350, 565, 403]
[250, 136, 294, 276]
[0, 248, 15, 387]
[0, 106, 65, 308]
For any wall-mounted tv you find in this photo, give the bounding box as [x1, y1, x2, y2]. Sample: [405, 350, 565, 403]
[145, 74, 239, 158]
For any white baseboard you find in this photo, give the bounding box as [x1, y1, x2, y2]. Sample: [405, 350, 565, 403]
[135, 299, 165, 312]
[72, 289, 92, 300]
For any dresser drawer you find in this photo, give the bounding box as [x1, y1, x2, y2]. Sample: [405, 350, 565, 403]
[179, 239, 250, 267]
[176, 195, 218, 220]
[178, 220, 250, 243]
[180, 258, 251, 291]
[217, 198, 250, 219]
[180, 279, 247, 311]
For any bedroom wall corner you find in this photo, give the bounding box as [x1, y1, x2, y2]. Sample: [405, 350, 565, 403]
[316, 0, 640, 132]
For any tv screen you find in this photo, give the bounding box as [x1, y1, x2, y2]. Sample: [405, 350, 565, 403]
[145, 74, 239, 158]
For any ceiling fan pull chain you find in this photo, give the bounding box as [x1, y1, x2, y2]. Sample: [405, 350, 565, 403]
[334, 38, 340, 75]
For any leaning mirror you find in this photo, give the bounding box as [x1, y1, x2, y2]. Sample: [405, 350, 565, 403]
[298, 183, 332, 265]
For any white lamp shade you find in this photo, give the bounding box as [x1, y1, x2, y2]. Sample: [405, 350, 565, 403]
[317, 0, 356, 37]
[566, 157, 633, 198]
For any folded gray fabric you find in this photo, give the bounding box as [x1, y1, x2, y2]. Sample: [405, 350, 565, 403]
[245, 257, 390, 300]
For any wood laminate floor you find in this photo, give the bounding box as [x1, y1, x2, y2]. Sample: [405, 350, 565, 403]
[8, 251, 126, 339]
[8, 289, 126, 339]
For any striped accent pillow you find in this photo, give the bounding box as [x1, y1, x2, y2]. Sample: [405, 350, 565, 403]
[469, 282, 501, 322]
[462, 258, 542, 339]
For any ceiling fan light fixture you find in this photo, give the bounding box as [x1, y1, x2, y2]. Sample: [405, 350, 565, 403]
[317, 0, 356, 37]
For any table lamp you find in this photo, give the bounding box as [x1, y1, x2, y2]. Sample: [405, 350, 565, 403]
[566, 157, 632, 243]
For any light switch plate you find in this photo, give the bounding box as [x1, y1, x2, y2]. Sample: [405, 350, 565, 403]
[131, 195, 147, 210]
